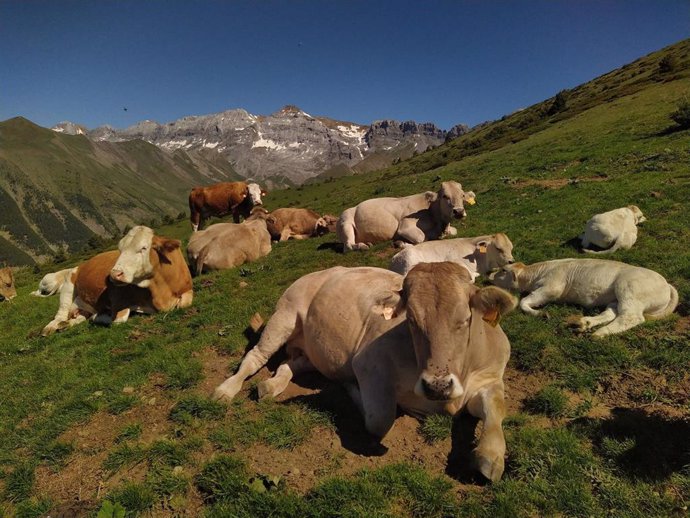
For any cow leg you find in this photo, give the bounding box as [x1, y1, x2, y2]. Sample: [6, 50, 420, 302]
[42, 277, 77, 336]
[213, 305, 300, 401]
[336, 215, 369, 252]
[592, 300, 645, 338]
[466, 381, 506, 482]
[395, 220, 426, 245]
[279, 228, 292, 242]
[257, 355, 314, 399]
[575, 303, 617, 331]
[519, 288, 558, 317]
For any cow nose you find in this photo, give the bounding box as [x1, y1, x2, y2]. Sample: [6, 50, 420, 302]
[420, 375, 457, 401]
[452, 208, 466, 219]
[507, 259, 515, 264]
[111, 269, 125, 281]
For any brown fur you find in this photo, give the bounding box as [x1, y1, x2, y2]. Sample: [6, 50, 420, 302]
[0, 266, 16, 301]
[266, 208, 336, 241]
[189, 181, 258, 230]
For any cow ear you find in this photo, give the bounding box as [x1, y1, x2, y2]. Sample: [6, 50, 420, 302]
[154, 237, 181, 254]
[476, 240, 489, 254]
[463, 191, 476, 205]
[261, 189, 267, 196]
[424, 191, 438, 203]
[471, 286, 517, 327]
[372, 289, 404, 320]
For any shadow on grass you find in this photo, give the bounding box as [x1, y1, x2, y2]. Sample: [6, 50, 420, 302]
[572, 406, 690, 481]
[445, 413, 487, 485]
[316, 241, 343, 253]
[561, 236, 583, 252]
[650, 124, 689, 138]
[287, 384, 389, 457]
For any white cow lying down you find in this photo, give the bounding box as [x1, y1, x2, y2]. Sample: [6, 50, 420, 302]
[213, 263, 516, 481]
[389, 233, 515, 279]
[491, 258, 678, 337]
[336, 181, 475, 252]
[580, 205, 646, 254]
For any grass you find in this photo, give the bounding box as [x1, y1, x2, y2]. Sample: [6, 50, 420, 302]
[1, 39, 690, 517]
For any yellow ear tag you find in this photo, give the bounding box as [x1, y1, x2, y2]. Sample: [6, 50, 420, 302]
[467, 198, 476, 205]
[479, 245, 488, 254]
[482, 307, 500, 327]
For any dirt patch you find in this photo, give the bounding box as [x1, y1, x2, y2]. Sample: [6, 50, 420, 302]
[512, 175, 608, 190]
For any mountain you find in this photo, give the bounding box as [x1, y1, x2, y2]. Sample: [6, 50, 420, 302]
[0, 117, 242, 264]
[52, 106, 451, 187]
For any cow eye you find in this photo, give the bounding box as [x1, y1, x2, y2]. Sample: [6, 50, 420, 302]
[443, 194, 450, 200]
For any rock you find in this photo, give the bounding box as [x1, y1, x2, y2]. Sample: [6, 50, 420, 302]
[239, 281, 249, 288]
[122, 386, 135, 394]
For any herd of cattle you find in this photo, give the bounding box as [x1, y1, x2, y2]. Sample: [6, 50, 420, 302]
[1, 179, 679, 482]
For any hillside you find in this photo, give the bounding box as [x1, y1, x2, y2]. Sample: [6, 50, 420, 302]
[1, 39, 689, 517]
[0, 118, 241, 264]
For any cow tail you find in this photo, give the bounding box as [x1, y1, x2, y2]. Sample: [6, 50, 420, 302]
[645, 284, 679, 320]
[582, 237, 621, 255]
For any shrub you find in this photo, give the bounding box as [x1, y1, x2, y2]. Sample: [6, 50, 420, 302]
[658, 54, 677, 75]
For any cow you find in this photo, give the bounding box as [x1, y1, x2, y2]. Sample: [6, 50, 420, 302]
[0, 267, 16, 301]
[213, 262, 516, 481]
[31, 267, 76, 297]
[189, 181, 266, 231]
[187, 207, 272, 275]
[490, 258, 678, 337]
[42, 226, 193, 336]
[580, 205, 646, 254]
[389, 233, 515, 279]
[265, 208, 338, 241]
[336, 181, 475, 252]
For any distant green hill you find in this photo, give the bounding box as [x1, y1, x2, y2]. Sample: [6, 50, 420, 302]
[0, 118, 241, 264]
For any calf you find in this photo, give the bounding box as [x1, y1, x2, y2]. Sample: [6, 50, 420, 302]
[213, 262, 516, 481]
[390, 233, 514, 279]
[491, 258, 678, 337]
[189, 181, 266, 231]
[187, 208, 272, 275]
[336, 181, 476, 252]
[580, 205, 646, 254]
[265, 208, 338, 241]
[42, 226, 193, 335]
[0, 267, 16, 301]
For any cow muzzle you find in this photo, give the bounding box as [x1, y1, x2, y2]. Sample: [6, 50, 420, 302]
[415, 373, 463, 401]
[452, 208, 466, 219]
[110, 268, 129, 285]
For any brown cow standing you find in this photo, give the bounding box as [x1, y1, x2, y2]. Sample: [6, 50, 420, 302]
[265, 208, 338, 241]
[42, 226, 193, 335]
[189, 181, 266, 231]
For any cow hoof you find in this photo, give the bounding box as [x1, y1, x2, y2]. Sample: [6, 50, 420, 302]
[41, 326, 56, 337]
[475, 451, 504, 482]
[212, 380, 242, 402]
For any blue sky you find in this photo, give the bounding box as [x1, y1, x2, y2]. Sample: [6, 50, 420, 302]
[1, 1, 688, 130]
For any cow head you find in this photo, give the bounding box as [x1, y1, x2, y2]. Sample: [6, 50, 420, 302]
[435, 181, 472, 221]
[314, 214, 338, 236]
[110, 226, 181, 287]
[0, 267, 16, 301]
[247, 206, 270, 221]
[489, 262, 526, 290]
[246, 183, 266, 207]
[477, 233, 515, 271]
[31, 267, 74, 297]
[628, 205, 646, 224]
[377, 262, 515, 401]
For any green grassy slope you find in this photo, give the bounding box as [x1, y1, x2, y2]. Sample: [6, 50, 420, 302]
[1, 40, 689, 517]
[0, 118, 240, 265]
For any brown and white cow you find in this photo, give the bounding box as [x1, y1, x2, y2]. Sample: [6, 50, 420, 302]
[0, 267, 16, 301]
[336, 181, 476, 252]
[189, 181, 266, 231]
[213, 262, 516, 481]
[187, 207, 272, 275]
[265, 208, 338, 241]
[42, 226, 193, 335]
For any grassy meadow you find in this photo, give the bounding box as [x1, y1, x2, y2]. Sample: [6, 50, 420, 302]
[1, 42, 689, 517]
